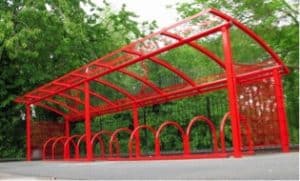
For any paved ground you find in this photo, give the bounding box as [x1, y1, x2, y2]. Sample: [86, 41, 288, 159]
[0, 152, 298, 180]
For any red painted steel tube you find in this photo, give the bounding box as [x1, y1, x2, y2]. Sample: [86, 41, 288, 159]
[222, 26, 242, 158]
[90, 133, 106, 158]
[94, 63, 165, 96]
[109, 128, 132, 157]
[220, 113, 254, 154]
[160, 31, 225, 68]
[219, 112, 230, 153]
[123, 48, 197, 88]
[45, 98, 81, 114]
[26, 104, 31, 161]
[84, 81, 93, 161]
[73, 87, 117, 107]
[240, 116, 254, 154]
[91, 130, 113, 158]
[64, 118, 70, 137]
[132, 105, 141, 157]
[155, 121, 188, 156]
[128, 125, 156, 158]
[75, 134, 86, 159]
[52, 136, 68, 160]
[58, 92, 97, 112]
[93, 79, 137, 102]
[35, 102, 67, 117]
[63, 135, 81, 160]
[273, 69, 290, 152]
[42, 137, 57, 160]
[186, 115, 218, 153]
[149, 56, 197, 87]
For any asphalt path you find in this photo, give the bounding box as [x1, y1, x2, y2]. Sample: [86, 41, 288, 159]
[0, 152, 298, 180]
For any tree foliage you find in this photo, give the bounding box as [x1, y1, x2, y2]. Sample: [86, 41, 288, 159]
[0, 0, 153, 158]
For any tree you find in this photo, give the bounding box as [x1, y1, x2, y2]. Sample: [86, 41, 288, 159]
[0, 0, 152, 158]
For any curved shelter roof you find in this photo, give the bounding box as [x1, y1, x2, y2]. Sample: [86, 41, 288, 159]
[15, 9, 288, 121]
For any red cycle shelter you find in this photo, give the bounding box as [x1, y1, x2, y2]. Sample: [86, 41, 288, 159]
[15, 9, 290, 161]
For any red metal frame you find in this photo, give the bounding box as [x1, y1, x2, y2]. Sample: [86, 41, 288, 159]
[16, 9, 290, 161]
[109, 128, 132, 157]
[219, 112, 254, 154]
[155, 121, 189, 156]
[186, 115, 218, 153]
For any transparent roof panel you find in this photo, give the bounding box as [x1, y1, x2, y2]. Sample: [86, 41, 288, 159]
[230, 26, 270, 65]
[90, 80, 125, 102]
[157, 45, 224, 84]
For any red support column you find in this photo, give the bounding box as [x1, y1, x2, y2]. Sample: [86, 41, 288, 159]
[273, 69, 290, 152]
[26, 104, 31, 161]
[65, 118, 70, 137]
[84, 81, 93, 161]
[132, 104, 141, 157]
[222, 26, 242, 158]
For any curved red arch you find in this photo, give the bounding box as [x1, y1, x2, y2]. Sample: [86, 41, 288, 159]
[219, 112, 230, 153]
[186, 115, 218, 153]
[75, 134, 87, 159]
[42, 136, 57, 160]
[51, 136, 68, 160]
[109, 128, 132, 157]
[155, 121, 189, 156]
[128, 125, 156, 157]
[75, 134, 103, 159]
[91, 130, 113, 158]
[63, 134, 81, 159]
[219, 112, 253, 153]
[240, 115, 254, 153]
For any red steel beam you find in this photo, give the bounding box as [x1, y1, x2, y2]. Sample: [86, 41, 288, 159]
[44, 98, 81, 114]
[94, 63, 165, 96]
[93, 79, 137, 103]
[222, 26, 242, 158]
[58, 92, 97, 112]
[123, 49, 197, 87]
[84, 81, 93, 161]
[161, 31, 225, 68]
[26, 104, 31, 161]
[35, 102, 67, 117]
[73, 87, 117, 107]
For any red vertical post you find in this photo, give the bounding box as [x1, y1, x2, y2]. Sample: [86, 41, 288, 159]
[84, 81, 93, 161]
[64, 118, 70, 160]
[65, 118, 70, 137]
[26, 104, 31, 161]
[132, 104, 141, 157]
[273, 69, 290, 152]
[222, 26, 242, 158]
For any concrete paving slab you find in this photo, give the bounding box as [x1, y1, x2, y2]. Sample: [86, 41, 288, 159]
[0, 152, 298, 180]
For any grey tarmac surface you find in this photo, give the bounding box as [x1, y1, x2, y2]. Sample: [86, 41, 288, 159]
[0, 152, 298, 180]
